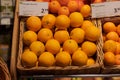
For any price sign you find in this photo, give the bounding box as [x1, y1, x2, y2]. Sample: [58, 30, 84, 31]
[91, 1, 120, 18]
[1, 18, 10, 25]
[19, 1, 48, 16]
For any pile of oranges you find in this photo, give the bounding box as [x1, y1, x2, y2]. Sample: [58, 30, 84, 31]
[20, 0, 101, 68]
[21, 12, 101, 68]
[102, 22, 120, 66]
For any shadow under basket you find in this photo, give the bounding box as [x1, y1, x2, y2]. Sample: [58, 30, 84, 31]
[0, 57, 11, 80]
[17, 18, 102, 75]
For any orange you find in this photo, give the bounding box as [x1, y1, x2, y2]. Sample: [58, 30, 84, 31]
[41, 14, 56, 29]
[55, 51, 71, 67]
[57, 0, 70, 6]
[55, 15, 70, 29]
[26, 16, 41, 32]
[54, 30, 70, 44]
[45, 39, 61, 55]
[103, 40, 116, 53]
[115, 54, 120, 65]
[85, 26, 100, 42]
[103, 22, 116, 33]
[35, 0, 42, 1]
[63, 39, 78, 54]
[49, 1, 61, 13]
[70, 28, 85, 43]
[86, 58, 95, 66]
[67, 0, 78, 13]
[72, 49, 88, 66]
[58, 6, 70, 16]
[38, 52, 55, 67]
[93, 0, 103, 3]
[21, 50, 37, 67]
[23, 30, 37, 45]
[81, 41, 97, 57]
[116, 24, 120, 36]
[115, 42, 120, 55]
[69, 12, 84, 28]
[106, 31, 119, 41]
[80, 5, 91, 17]
[81, 20, 94, 30]
[104, 52, 115, 66]
[37, 28, 53, 43]
[77, 0, 84, 11]
[30, 41, 45, 56]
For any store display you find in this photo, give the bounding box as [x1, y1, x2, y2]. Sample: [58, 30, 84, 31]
[6, 0, 120, 79]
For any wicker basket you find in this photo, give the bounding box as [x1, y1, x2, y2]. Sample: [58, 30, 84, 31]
[97, 17, 120, 74]
[0, 57, 11, 80]
[16, 18, 102, 75]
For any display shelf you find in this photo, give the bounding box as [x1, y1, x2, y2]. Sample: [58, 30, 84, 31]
[10, 0, 120, 80]
[19, 74, 120, 79]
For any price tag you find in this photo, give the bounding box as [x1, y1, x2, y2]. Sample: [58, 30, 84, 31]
[91, 1, 120, 18]
[19, 1, 48, 16]
[1, 18, 10, 25]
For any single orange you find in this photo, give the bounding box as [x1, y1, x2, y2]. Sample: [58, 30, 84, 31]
[54, 30, 70, 44]
[38, 52, 55, 67]
[72, 49, 88, 66]
[81, 41, 97, 57]
[55, 51, 71, 67]
[21, 50, 37, 67]
[70, 28, 85, 43]
[63, 39, 78, 54]
[87, 58, 95, 66]
[23, 30, 37, 45]
[85, 26, 100, 42]
[81, 20, 94, 30]
[55, 15, 70, 29]
[41, 14, 56, 29]
[80, 5, 91, 17]
[26, 16, 41, 32]
[104, 52, 115, 66]
[106, 31, 119, 41]
[58, 6, 70, 16]
[30, 41, 45, 56]
[69, 12, 84, 28]
[37, 28, 53, 43]
[103, 22, 116, 33]
[67, 0, 78, 13]
[45, 39, 61, 55]
[103, 40, 116, 53]
[49, 1, 61, 13]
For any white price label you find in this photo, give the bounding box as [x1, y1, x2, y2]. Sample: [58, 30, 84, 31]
[91, 1, 120, 18]
[19, 1, 48, 16]
[1, 18, 10, 25]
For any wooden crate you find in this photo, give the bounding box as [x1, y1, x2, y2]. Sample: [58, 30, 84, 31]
[16, 18, 102, 75]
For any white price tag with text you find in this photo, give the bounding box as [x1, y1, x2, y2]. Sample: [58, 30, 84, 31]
[19, 1, 48, 16]
[91, 1, 120, 18]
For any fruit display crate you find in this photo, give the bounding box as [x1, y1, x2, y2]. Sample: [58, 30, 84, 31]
[95, 17, 120, 74]
[16, 17, 102, 75]
[10, 0, 120, 80]
[12, 0, 104, 76]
